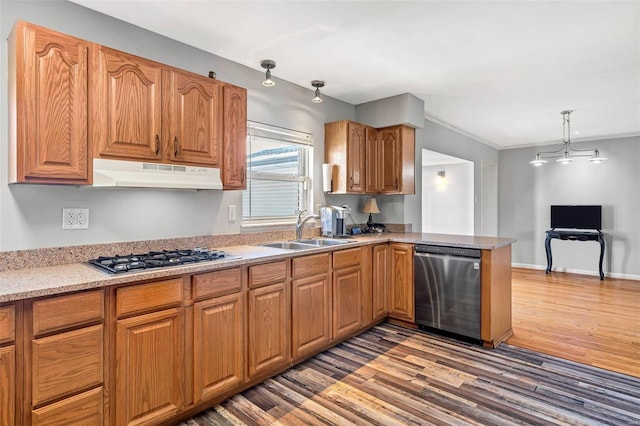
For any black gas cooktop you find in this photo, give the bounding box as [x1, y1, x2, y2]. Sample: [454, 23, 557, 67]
[87, 249, 239, 274]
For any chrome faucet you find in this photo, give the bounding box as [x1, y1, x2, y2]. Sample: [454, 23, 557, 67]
[296, 209, 320, 240]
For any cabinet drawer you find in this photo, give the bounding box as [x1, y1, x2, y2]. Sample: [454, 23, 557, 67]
[32, 324, 103, 406]
[33, 290, 103, 336]
[116, 278, 183, 317]
[193, 267, 242, 300]
[333, 247, 362, 269]
[292, 253, 330, 278]
[32, 387, 103, 426]
[248, 260, 287, 288]
[0, 305, 15, 344]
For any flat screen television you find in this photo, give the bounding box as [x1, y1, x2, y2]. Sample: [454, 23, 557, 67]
[550, 205, 602, 230]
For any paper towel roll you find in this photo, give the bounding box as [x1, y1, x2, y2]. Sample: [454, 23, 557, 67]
[322, 163, 333, 192]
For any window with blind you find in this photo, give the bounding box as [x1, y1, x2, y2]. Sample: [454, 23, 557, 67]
[242, 122, 313, 223]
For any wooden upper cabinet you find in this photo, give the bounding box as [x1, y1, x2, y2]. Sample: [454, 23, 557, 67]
[93, 46, 163, 161]
[222, 84, 247, 189]
[364, 126, 381, 193]
[164, 69, 220, 166]
[377, 125, 415, 194]
[326, 120, 414, 194]
[325, 120, 366, 194]
[9, 21, 90, 184]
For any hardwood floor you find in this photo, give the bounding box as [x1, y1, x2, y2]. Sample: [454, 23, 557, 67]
[508, 268, 640, 378]
[181, 324, 640, 426]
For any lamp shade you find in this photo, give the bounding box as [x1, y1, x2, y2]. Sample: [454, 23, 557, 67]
[362, 198, 380, 214]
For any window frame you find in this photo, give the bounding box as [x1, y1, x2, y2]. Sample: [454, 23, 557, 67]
[242, 121, 314, 226]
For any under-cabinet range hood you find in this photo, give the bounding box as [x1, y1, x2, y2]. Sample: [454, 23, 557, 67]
[93, 158, 223, 190]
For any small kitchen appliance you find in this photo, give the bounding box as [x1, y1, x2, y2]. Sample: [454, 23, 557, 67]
[87, 248, 239, 274]
[320, 206, 350, 237]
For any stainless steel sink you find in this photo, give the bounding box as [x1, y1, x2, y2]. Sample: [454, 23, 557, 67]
[258, 238, 355, 250]
[295, 238, 354, 246]
[259, 241, 316, 250]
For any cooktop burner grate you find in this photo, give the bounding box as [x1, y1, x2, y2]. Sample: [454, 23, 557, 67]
[87, 249, 239, 274]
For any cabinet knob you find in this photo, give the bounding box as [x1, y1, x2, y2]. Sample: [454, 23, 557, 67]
[174, 137, 179, 157]
[155, 135, 160, 156]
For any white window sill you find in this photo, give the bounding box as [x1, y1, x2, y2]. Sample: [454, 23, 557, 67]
[241, 219, 318, 233]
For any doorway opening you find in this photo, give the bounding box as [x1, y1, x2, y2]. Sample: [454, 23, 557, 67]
[422, 149, 474, 235]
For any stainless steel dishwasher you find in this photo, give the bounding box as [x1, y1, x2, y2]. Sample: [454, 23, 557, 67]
[414, 244, 482, 341]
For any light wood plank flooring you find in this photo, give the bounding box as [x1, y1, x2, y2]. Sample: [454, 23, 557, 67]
[508, 268, 640, 378]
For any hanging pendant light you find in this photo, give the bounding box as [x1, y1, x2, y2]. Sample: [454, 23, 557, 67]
[529, 110, 607, 166]
[311, 80, 324, 103]
[260, 60, 276, 87]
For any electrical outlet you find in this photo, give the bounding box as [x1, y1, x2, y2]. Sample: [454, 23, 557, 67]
[62, 208, 89, 229]
[228, 205, 237, 222]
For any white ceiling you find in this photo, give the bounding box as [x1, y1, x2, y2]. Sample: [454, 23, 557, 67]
[72, 0, 640, 149]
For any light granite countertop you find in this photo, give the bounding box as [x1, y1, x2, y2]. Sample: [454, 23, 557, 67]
[0, 233, 515, 303]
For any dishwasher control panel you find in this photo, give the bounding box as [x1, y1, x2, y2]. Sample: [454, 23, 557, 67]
[415, 244, 481, 258]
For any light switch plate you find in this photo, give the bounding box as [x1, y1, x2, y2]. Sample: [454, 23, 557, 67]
[228, 205, 237, 222]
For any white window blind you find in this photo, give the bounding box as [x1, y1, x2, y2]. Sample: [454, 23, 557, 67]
[242, 122, 313, 223]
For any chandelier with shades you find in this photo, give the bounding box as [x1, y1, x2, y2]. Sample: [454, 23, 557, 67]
[529, 110, 607, 166]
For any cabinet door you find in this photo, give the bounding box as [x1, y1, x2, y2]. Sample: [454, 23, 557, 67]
[248, 283, 289, 378]
[346, 122, 365, 193]
[332, 266, 363, 340]
[93, 46, 163, 161]
[364, 126, 381, 193]
[115, 308, 183, 426]
[193, 292, 244, 403]
[389, 243, 415, 322]
[222, 84, 247, 189]
[0, 345, 15, 426]
[378, 126, 401, 193]
[372, 244, 389, 321]
[292, 273, 331, 360]
[165, 69, 220, 166]
[12, 22, 89, 183]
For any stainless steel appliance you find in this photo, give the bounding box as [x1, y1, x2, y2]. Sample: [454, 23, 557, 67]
[87, 249, 239, 274]
[414, 244, 482, 341]
[320, 206, 349, 237]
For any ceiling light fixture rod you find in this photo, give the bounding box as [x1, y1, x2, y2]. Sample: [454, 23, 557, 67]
[529, 110, 607, 166]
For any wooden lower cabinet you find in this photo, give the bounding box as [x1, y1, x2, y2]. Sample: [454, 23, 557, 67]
[247, 282, 289, 379]
[115, 308, 183, 426]
[291, 273, 331, 360]
[331, 248, 364, 340]
[32, 387, 103, 426]
[1, 304, 16, 426]
[193, 292, 244, 403]
[388, 243, 415, 322]
[0, 345, 15, 425]
[31, 325, 103, 410]
[372, 244, 390, 321]
[332, 266, 363, 339]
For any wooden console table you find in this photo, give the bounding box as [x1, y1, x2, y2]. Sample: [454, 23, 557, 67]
[545, 229, 605, 280]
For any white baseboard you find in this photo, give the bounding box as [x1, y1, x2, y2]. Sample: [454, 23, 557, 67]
[511, 263, 640, 281]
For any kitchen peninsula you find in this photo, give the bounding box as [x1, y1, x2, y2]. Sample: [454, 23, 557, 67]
[0, 232, 514, 425]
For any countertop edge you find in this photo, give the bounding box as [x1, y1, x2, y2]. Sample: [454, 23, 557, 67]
[1, 234, 515, 302]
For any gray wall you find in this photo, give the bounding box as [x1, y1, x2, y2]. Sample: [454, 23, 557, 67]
[405, 120, 500, 234]
[499, 136, 640, 278]
[0, 0, 354, 251]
